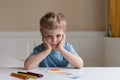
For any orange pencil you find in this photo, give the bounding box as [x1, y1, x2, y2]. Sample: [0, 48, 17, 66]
[10, 73, 29, 79]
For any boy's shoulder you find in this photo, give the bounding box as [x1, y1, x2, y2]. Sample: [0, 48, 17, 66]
[65, 42, 73, 48]
[65, 42, 71, 46]
[34, 43, 44, 50]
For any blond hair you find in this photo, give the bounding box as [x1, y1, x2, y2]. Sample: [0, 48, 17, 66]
[40, 12, 67, 32]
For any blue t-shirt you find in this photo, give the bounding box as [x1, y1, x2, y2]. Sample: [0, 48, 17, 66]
[30, 43, 78, 67]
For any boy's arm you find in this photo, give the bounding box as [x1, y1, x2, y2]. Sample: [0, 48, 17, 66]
[59, 48, 84, 69]
[24, 38, 52, 70]
[58, 34, 83, 68]
[24, 49, 51, 70]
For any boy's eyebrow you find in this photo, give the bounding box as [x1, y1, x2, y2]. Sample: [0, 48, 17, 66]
[42, 32, 49, 34]
[42, 33, 51, 36]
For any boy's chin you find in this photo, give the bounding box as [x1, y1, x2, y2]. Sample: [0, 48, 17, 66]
[52, 49, 57, 51]
[52, 46, 57, 50]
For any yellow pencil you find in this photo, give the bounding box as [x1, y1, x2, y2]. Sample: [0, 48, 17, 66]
[18, 73, 38, 79]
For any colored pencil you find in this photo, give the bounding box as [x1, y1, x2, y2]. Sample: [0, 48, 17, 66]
[18, 71, 43, 78]
[27, 71, 44, 77]
[10, 73, 29, 79]
[18, 73, 38, 79]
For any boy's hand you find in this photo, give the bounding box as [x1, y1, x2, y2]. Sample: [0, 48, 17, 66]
[42, 36, 52, 51]
[57, 34, 66, 50]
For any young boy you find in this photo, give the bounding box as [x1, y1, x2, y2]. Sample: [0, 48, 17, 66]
[24, 12, 83, 70]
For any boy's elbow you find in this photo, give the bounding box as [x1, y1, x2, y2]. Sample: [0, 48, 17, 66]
[24, 62, 33, 70]
[75, 64, 83, 69]
[24, 66, 30, 70]
[76, 61, 84, 69]
[24, 65, 33, 70]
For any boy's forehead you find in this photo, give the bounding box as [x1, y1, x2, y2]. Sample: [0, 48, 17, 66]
[42, 28, 64, 34]
[43, 28, 63, 32]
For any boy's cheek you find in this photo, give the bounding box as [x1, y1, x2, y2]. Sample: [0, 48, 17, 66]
[46, 39, 51, 44]
[59, 36, 63, 42]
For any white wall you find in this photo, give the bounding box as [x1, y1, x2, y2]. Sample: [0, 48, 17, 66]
[104, 37, 120, 66]
[0, 31, 105, 67]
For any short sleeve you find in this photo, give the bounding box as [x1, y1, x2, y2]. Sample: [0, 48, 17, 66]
[30, 44, 45, 56]
[65, 43, 78, 55]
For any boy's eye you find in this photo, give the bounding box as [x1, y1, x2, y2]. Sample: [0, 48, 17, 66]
[46, 35, 51, 38]
[56, 35, 61, 37]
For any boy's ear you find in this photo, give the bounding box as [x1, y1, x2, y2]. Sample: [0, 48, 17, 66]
[63, 34, 66, 39]
[40, 33, 43, 37]
[41, 34, 45, 41]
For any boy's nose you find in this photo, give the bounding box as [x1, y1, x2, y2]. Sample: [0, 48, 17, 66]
[52, 38, 57, 43]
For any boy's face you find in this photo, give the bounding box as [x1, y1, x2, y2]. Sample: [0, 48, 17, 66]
[42, 28, 65, 49]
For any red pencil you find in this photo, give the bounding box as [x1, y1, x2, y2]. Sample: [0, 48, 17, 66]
[27, 71, 44, 77]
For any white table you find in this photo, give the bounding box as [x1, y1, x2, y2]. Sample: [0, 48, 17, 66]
[0, 67, 120, 80]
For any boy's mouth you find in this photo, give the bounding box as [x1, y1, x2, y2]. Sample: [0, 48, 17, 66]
[51, 44, 57, 49]
[51, 44, 56, 46]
